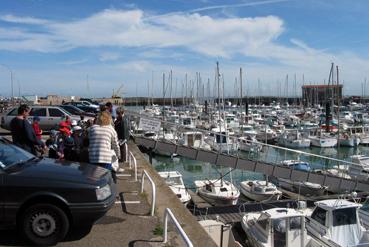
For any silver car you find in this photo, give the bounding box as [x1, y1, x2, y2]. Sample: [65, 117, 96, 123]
[1, 105, 83, 131]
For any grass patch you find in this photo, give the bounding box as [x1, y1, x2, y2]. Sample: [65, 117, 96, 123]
[140, 191, 148, 199]
[153, 225, 164, 236]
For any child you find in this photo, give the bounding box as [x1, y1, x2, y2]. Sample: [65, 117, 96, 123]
[32, 116, 42, 140]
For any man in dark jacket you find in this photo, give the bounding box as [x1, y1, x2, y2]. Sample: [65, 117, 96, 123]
[10, 104, 45, 155]
[114, 107, 130, 162]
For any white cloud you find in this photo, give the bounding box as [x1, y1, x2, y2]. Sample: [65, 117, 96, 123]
[60, 59, 88, 65]
[99, 52, 120, 62]
[0, 9, 284, 57]
[0, 14, 50, 25]
[1, 8, 369, 95]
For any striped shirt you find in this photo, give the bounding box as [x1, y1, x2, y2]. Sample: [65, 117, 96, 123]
[88, 124, 120, 164]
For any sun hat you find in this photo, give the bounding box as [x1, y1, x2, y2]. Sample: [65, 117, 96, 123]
[72, 126, 82, 132]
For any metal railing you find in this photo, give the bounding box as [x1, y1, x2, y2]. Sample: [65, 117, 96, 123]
[163, 208, 193, 247]
[128, 151, 138, 181]
[124, 142, 129, 162]
[141, 170, 156, 216]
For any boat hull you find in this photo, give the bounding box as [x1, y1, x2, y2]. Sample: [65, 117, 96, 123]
[197, 190, 239, 206]
[310, 137, 337, 148]
[277, 178, 326, 196]
[278, 139, 311, 148]
[240, 185, 281, 201]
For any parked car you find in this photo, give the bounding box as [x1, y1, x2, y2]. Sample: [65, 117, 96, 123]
[59, 104, 96, 117]
[80, 98, 100, 106]
[0, 137, 116, 245]
[1, 105, 81, 131]
[64, 102, 99, 114]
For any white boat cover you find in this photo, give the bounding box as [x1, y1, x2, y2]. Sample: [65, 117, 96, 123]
[327, 224, 363, 246]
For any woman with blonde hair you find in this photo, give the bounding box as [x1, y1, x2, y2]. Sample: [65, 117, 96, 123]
[89, 111, 120, 182]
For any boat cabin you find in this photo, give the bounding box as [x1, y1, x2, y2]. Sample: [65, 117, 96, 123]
[306, 199, 369, 247]
[280, 160, 311, 172]
[242, 208, 308, 247]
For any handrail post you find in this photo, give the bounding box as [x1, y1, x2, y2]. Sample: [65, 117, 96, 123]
[125, 142, 129, 163]
[163, 208, 193, 247]
[141, 170, 156, 216]
[129, 151, 137, 181]
[128, 151, 132, 168]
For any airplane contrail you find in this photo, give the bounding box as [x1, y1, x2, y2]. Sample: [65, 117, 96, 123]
[144, 0, 291, 20]
[189, 0, 291, 13]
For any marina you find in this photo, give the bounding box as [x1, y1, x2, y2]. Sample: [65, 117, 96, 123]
[2, 0, 369, 245]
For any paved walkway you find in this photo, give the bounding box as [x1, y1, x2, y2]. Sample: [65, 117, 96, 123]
[0, 142, 216, 247]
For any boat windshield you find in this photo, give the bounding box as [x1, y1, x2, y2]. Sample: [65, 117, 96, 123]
[362, 198, 369, 212]
[332, 208, 357, 226]
[311, 207, 327, 226]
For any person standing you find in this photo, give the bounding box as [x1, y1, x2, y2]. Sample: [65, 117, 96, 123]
[89, 111, 120, 182]
[105, 102, 116, 121]
[10, 104, 45, 155]
[114, 107, 130, 162]
[32, 116, 42, 140]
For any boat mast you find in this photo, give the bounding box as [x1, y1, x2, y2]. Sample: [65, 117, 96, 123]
[240, 67, 243, 133]
[337, 66, 341, 152]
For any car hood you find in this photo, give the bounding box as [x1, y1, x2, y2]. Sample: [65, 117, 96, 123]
[10, 158, 110, 186]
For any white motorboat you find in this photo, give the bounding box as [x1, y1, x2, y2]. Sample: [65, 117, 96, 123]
[158, 171, 191, 204]
[179, 116, 196, 129]
[256, 124, 277, 143]
[206, 128, 238, 154]
[308, 130, 337, 148]
[308, 134, 337, 148]
[338, 133, 360, 147]
[155, 130, 178, 157]
[349, 155, 369, 180]
[194, 179, 240, 206]
[225, 113, 240, 129]
[306, 199, 369, 247]
[241, 207, 311, 247]
[239, 180, 282, 201]
[238, 136, 262, 153]
[239, 124, 258, 137]
[344, 125, 369, 145]
[277, 131, 311, 148]
[178, 131, 211, 151]
[274, 160, 327, 196]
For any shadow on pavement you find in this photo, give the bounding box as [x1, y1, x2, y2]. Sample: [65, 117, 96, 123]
[119, 192, 150, 216]
[128, 239, 162, 247]
[0, 226, 93, 246]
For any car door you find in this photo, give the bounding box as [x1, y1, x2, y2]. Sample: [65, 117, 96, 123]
[2, 107, 18, 130]
[28, 107, 47, 129]
[48, 107, 66, 129]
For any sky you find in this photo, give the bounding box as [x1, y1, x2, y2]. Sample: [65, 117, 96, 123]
[0, 0, 369, 98]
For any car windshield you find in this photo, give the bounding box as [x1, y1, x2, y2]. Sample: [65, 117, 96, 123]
[0, 140, 35, 168]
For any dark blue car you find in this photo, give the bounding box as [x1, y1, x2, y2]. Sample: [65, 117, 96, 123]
[0, 138, 116, 246]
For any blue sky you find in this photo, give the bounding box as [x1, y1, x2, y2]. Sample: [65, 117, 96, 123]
[1, 0, 369, 98]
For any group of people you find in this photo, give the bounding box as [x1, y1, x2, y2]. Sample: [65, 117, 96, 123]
[10, 102, 130, 182]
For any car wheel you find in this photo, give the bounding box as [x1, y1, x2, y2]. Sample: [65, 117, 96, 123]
[21, 204, 69, 246]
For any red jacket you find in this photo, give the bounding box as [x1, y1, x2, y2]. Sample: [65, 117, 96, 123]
[32, 122, 42, 140]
